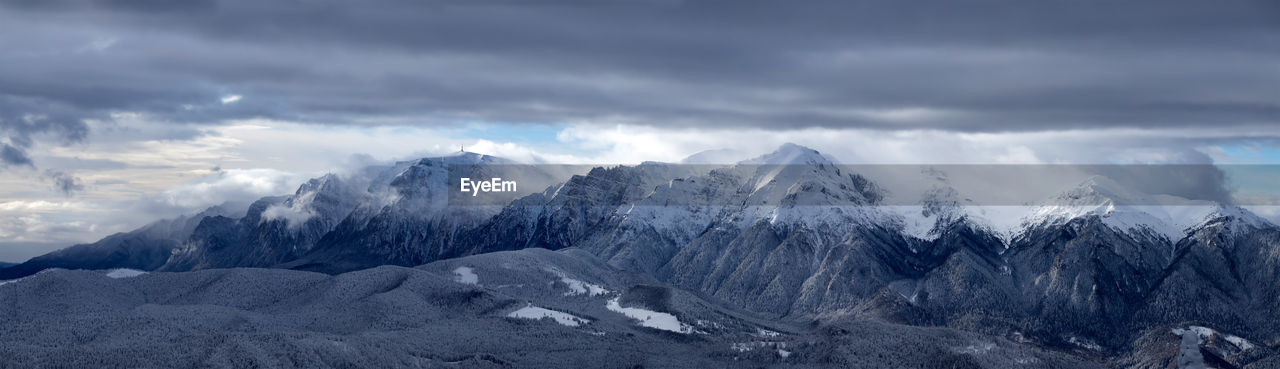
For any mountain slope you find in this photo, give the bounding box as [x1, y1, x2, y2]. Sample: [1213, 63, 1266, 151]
[0, 247, 1104, 369]
[6, 143, 1279, 368]
[0, 203, 245, 280]
[161, 170, 371, 271]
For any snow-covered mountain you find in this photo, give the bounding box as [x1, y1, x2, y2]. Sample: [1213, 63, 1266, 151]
[160, 171, 369, 271]
[1020, 175, 1268, 244]
[3, 143, 1278, 368]
[278, 152, 585, 273]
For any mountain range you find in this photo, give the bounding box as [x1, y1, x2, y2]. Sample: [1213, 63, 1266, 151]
[2, 143, 1277, 368]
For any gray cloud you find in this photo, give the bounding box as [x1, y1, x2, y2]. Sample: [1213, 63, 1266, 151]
[43, 170, 85, 196]
[0, 96, 93, 169]
[38, 156, 138, 171]
[0, 0, 1275, 135]
[1092, 167, 1234, 204]
[1, 144, 33, 167]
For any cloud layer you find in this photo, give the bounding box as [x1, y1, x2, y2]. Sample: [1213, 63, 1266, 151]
[2, 0, 1279, 260]
[2, 0, 1277, 139]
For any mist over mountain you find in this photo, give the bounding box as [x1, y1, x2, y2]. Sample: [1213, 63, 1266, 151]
[3, 144, 1278, 368]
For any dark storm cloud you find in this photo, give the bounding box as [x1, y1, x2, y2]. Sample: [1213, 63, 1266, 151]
[0, 0, 1277, 138]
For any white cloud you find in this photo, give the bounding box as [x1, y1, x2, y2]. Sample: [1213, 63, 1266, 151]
[0, 167, 311, 261]
[260, 203, 315, 228]
[151, 168, 311, 211]
[0, 206, 109, 260]
[0, 200, 91, 212]
[460, 139, 588, 164]
[552, 123, 1279, 165]
[220, 94, 242, 104]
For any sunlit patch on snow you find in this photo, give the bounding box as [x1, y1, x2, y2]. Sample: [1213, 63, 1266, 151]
[544, 268, 609, 296]
[560, 277, 608, 296]
[1172, 326, 1255, 351]
[105, 269, 148, 279]
[1066, 336, 1102, 351]
[453, 266, 479, 285]
[606, 297, 697, 334]
[955, 342, 996, 355]
[507, 305, 588, 327]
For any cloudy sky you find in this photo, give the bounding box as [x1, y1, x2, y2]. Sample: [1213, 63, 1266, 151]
[1, 0, 1279, 261]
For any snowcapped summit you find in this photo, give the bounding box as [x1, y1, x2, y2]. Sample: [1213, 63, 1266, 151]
[738, 143, 836, 166]
[1185, 204, 1273, 238]
[1019, 175, 1268, 243]
[1049, 175, 1173, 207]
[425, 151, 511, 165]
[731, 144, 879, 207]
[296, 173, 341, 194]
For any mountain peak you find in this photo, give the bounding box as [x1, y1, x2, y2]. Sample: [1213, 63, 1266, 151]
[414, 151, 510, 166]
[739, 143, 833, 165]
[1054, 175, 1151, 206]
[1052, 175, 1224, 208]
[296, 173, 341, 194]
[1025, 175, 1271, 242]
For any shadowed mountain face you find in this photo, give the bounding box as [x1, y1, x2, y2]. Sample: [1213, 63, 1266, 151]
[3, 144, 1278, 368]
